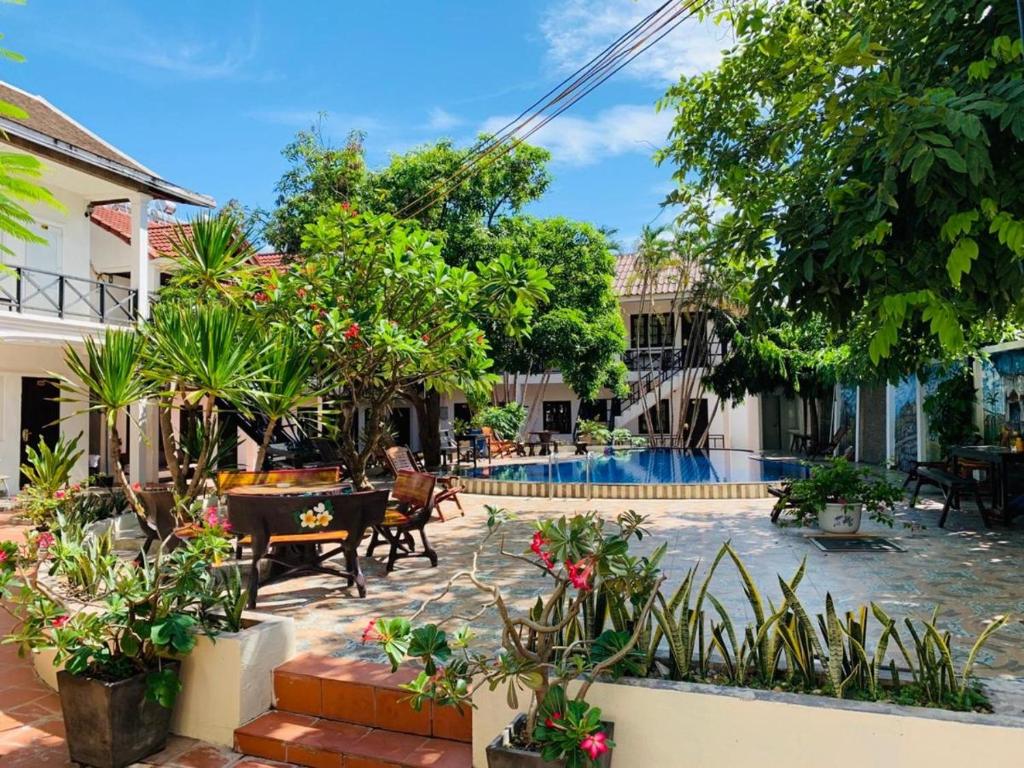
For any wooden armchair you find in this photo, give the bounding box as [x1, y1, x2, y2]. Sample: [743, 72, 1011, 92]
[366, 470, 438, 573]
[481, 426, 517, 458]
[384, 445, 463, 520]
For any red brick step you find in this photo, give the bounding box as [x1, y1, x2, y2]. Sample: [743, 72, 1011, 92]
[233, 654, 472, 768]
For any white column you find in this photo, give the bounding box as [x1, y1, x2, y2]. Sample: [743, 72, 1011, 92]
[128, 195, 159, 484]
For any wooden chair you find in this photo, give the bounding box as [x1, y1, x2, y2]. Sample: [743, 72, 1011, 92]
[366, 470, 438, 573]
[909, 466, 991, 528]
[481, 427, 516, 458]
[384, 445, 463, 520]
[227, 488, 388, 608]
[808, 423, 850, 458]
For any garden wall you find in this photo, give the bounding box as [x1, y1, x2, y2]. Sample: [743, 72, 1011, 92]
[473, 676, 1024, 766]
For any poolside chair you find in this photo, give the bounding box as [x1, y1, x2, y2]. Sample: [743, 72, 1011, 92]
[384, 445, 463, 520]
[366, 470, 438, 573]
[481, 426, 517, 458]
[807, 423, 849, 458]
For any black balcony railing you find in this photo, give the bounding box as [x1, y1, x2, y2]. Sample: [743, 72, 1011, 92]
[0, 265, 137, 326]
[623, 340, 725, 372]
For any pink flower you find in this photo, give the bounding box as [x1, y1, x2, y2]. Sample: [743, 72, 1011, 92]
[566, 558, 594, 591]
[0, 550, 8, 563]
[544, 711, 562, 729]
[580, 731, 609, 760]
[51, 615, 70, 629]
[361, 620, 381, 644]
[205, 507, 219, 527]
[344, 322, 361, 340]
[253, 291, 269, 304]
[36, 532, 55, 550]
[54, 490, 65, 500]
[71, 483, 81, 492]
[131, 482, 141, 491]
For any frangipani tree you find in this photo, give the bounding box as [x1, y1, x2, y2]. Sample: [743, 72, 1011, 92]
[253, 206, 496, 486]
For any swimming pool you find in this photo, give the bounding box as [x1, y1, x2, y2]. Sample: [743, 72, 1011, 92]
[464, 449, 808, 485]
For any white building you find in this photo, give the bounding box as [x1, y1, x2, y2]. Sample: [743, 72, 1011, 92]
[0, 81, 213, 492]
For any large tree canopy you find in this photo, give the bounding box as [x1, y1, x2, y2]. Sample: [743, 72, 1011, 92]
[658, 0, 1024, 366]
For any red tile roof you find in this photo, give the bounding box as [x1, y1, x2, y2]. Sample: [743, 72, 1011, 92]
[613, 252, 688, 297]
[252, 252, 290, 268]
[89, 205, 191, 260]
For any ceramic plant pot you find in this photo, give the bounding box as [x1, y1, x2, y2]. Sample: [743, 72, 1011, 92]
[818, 502, 863, 534]
[486, 714, 614, 768]
[58, 663, 178, 768]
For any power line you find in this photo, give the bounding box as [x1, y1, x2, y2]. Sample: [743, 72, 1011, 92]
[397, 0, 707, 221]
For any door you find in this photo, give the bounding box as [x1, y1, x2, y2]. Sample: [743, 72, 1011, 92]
[20, 377, 61, 487]
[761, 395, 782, 451]
[389, 407, 412, 448]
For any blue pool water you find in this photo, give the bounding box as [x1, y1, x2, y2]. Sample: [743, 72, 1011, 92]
[465, 449, 808, 485]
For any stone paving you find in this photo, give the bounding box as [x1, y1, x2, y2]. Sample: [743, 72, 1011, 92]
[260, 491, 1024, 677]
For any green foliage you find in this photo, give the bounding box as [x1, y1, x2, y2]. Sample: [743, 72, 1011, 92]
[922, 367, 980, 453]
[159, 210, 257, 305]
[658, 0, 1024, 364]
[785, 458, 906, 526]
[18, 434, 83, 526]
[646, 542, 1007, 710]
[473, 402, 527, 440]
[251, 208, 495, 485]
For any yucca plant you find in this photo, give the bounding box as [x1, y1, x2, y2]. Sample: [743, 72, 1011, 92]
[21, 433, 82, 497]
[161, 211, 256, 304]
[60, 328, 156, 520]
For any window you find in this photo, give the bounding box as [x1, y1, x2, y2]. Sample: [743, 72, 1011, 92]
[578, 399, 609, 425]
[542, 401, 572, 433]
[638, 399, 671, 434]
[629, 313, 673, 348]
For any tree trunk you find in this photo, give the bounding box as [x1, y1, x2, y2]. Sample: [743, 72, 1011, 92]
[809, 396, 821, 451]
[412, 389, 442, 468]
[108, 423, 145, 519]
[256, 416, 278, 471]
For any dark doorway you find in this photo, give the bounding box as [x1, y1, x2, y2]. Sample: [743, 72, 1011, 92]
[761, 395, 782, 450]
[20, 377, 61, 487]
[684, 398, 710, 445]
[389, 407, 412, 448]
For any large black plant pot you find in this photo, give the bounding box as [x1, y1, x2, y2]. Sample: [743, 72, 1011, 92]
[57, 664, 178, 768]
[486, 714, 615, 768]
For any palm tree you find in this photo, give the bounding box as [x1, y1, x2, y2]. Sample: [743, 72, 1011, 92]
[247, 331, 320, 470]
[163, 211, 257, 304]
[60, 328, 155, 517]
[146, 303, 266, 500]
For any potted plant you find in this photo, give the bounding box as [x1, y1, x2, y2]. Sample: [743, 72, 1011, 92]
[0, 517, 244, 768]
[365, 508, 663, 767]
[786, 458, 905, 533]
[575, 419, 610, 448]
[17, 433, 84, 529]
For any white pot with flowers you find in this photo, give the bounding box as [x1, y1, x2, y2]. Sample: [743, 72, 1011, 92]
[785, 458, 905, 534]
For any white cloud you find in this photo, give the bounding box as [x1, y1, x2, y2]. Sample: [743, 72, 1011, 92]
[426, 107, 463, 131]
[480, 104, 672, 166]
[541, 0, 730, 84]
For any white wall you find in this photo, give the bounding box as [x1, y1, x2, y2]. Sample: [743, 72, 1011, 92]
[0, 185, 93, 280]
[0, 342, 91, 490]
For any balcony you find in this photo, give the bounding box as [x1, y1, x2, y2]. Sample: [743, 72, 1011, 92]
[623, 341, 725, 371]
[0, 265, 137, 326]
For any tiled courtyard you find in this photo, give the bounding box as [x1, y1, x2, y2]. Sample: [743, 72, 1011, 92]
[257, 490, 1024, 677]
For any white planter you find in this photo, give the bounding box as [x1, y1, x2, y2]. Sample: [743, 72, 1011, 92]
[83, 511, 142, 540]
[33, 611, 295, 747]
[817, 502, 863, 534]
[473, 675, 1024, 768]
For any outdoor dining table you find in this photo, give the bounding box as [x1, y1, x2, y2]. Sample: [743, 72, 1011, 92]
[949, 445, 1024, 523]
[225, 482, 388, 608]
[529, 430, 554, 456]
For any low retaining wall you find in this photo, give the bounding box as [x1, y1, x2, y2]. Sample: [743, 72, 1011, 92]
[472, 676, 1024, 766]
[458, 477, 772, 500]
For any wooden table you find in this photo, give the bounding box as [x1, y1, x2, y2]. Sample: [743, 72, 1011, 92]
[529, 431, 554, 456]
[225, 483, 387, 608]
[949, 445, 1024, 523]
[788, 430, 813, 453]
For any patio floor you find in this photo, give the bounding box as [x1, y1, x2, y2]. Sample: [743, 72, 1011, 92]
[257, 490, 1024, 678]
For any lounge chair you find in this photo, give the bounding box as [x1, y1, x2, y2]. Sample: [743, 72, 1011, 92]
[384, 445, 463, 520]
[481, 426, 517, 458]
[366, 470, 438, 573]
[807, 423, 849, 458]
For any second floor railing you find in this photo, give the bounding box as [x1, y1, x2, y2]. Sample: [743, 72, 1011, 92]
[623, 340, 726, 372]
[0, 265, 137, 326]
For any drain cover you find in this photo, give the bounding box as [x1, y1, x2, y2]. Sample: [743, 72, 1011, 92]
[808, 536, 906, 553]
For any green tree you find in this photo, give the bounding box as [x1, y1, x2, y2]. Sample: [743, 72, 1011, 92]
[252, 207, 496, 487]
[657, 0, 1024, 365]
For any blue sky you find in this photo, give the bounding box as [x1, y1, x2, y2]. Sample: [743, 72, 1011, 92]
[0, 0, 726, 249]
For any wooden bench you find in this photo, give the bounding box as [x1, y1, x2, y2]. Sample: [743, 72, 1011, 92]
[910, 467, 991, 528]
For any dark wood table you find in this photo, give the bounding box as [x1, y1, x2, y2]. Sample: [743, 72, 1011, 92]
[949, 445, 1024, 523]
[529, 431, 554, 456]
[225, 483, 387, 607]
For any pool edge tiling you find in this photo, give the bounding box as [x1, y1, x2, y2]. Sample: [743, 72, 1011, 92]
[459, 477, 774, 499]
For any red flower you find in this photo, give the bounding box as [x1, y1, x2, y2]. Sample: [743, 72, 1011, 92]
[253, 291, 269, 303]
[421, 334, 430, 342]
[131, 482, 141, 491]
[361, 619, 381, 644]
[344, 322, 361, 340]
[530, 531, 546, 556]
[341, 201, 351, 211]
[36, 531, 54, 550]
[544, 711, 562, 729]
[51, 615, 70, 629]
[0, 550, 8, 563]
[566, 558, 594, 591]
[297, 287, 307, 300]
[54, 490, 65, 500]
[580, 731, 609, 760]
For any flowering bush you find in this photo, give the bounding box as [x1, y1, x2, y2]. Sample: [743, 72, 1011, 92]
[0, 513, 246, 708]
[366, 507, 663, 767]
